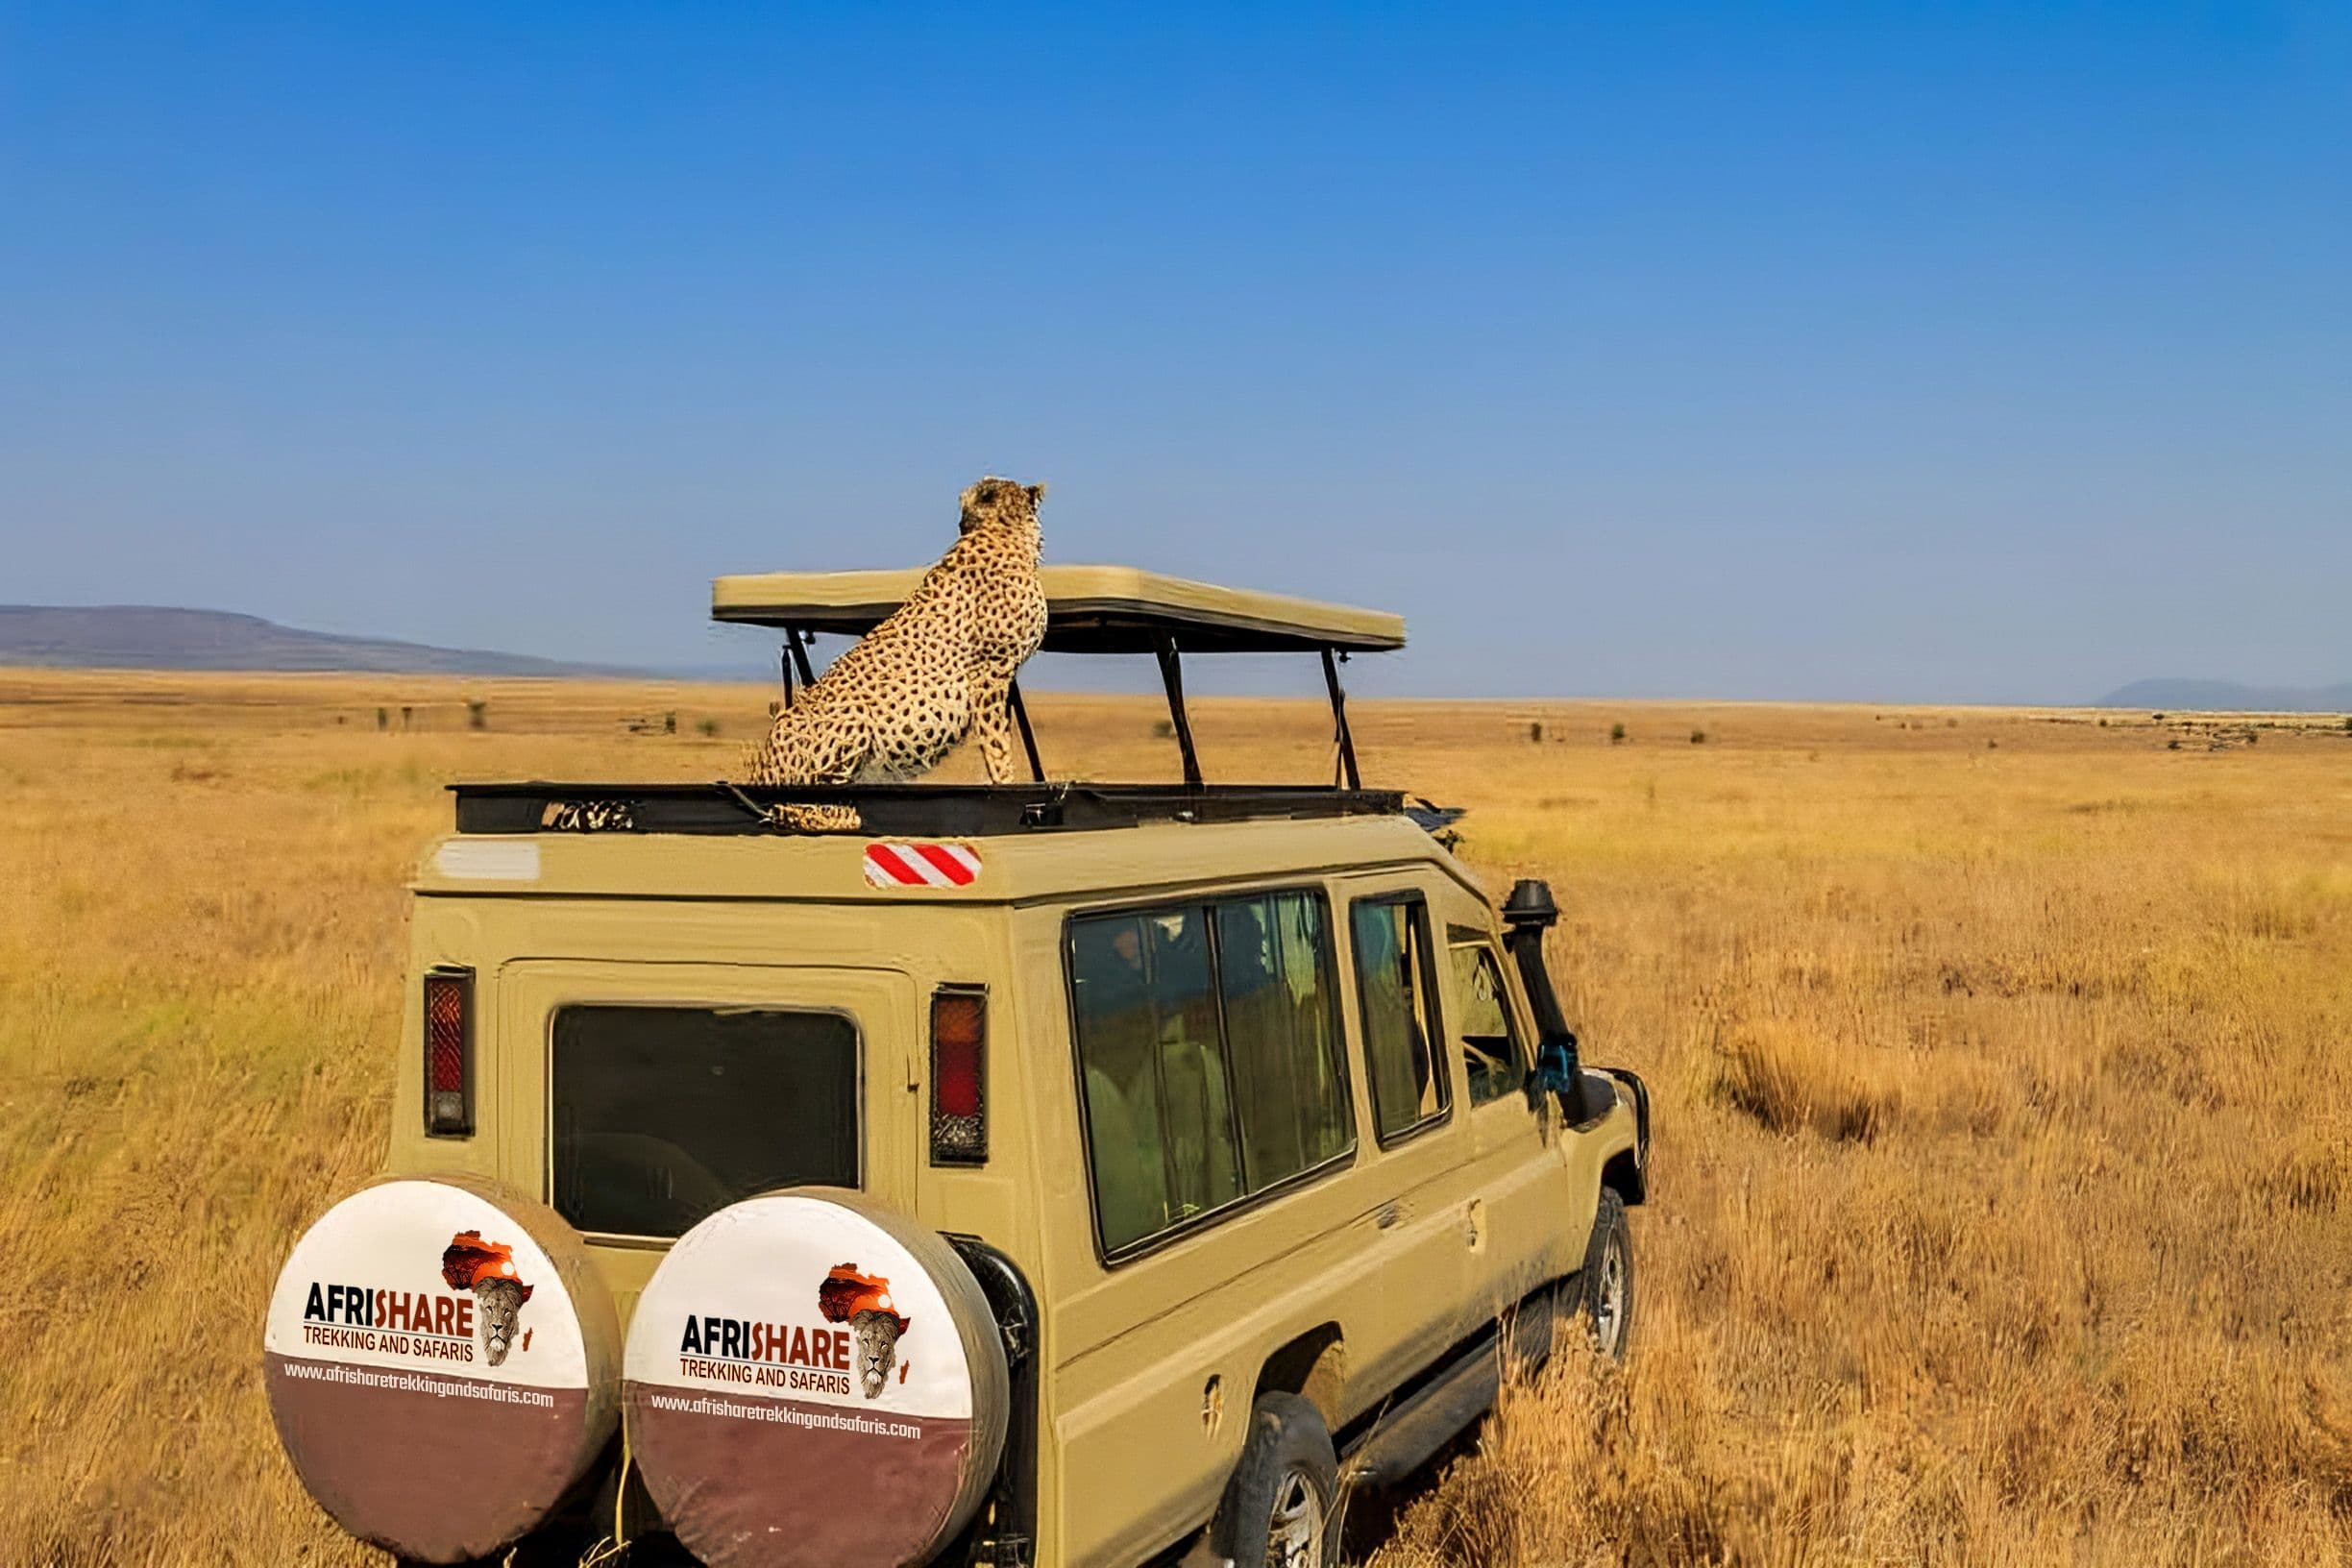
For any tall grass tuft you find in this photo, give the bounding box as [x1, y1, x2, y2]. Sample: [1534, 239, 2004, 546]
[1713, 1018, 1899, 1141]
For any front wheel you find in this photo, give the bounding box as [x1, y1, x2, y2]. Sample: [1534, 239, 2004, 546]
[1210, 1391, 1339, 1568]
[1575, 1188, 1636, 1359]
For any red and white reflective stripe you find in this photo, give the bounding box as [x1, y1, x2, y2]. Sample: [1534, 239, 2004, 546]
[864, 842, 983, 889]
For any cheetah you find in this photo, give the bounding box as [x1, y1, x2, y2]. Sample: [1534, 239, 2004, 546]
[744, 477, 1048, 832]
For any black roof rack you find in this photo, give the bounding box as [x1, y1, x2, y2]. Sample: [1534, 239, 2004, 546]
[451, 781, 1409, 837]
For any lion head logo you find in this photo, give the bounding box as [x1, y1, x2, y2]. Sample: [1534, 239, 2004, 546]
[441, 1231, 533, 1367]
[818, 1263, 909, 1400]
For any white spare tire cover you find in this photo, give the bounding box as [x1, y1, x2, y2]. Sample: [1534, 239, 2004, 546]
[262, 1177, 622, 1563]
[624, 1188, 1011, 1568]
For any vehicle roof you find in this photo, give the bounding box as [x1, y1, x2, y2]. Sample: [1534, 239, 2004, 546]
[413, 814, 1482, 907]
[709, 563, 1407, 653]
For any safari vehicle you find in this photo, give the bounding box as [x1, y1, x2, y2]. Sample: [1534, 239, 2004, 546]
[261, 567, 1653, 1568]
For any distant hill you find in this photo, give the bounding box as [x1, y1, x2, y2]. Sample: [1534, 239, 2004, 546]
[2097, 678, 2352, 714]
[0, 605, 647, 678]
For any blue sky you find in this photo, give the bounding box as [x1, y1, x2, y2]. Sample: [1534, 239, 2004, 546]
[2, 3, 2345, 700]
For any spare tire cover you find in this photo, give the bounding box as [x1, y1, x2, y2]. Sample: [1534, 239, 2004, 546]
[262, 1177, 621, 1563]
[624, 1188, 1011, 1568]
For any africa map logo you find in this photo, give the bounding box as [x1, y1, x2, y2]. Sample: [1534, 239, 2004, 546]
[817, 1263, 912, 1400]
[441, 1231, 535, 1366]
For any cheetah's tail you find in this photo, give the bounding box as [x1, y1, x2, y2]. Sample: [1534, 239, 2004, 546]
[768, 801, 863, 834]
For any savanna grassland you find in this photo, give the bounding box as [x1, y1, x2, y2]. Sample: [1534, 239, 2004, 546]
[2, 668, 2348, 1566]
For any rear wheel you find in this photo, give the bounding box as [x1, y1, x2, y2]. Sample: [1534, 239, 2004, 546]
[1211, 1391, 1339, 1568]
[1575, 1188, 1635, 1359]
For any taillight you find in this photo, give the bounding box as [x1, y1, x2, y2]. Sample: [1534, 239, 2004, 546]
[930, 985, 987, 1165]
[424, 968, 475, 1137]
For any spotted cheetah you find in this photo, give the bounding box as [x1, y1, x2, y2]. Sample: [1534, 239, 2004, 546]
[744, 477, 1048, 831]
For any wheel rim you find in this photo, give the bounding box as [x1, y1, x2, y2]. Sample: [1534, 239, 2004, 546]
[1593, 1232, 1628, 1356]
[1264, 1464, 1327, 1568]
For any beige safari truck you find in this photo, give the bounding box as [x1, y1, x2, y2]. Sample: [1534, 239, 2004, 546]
[260, 567, 1653, 1568]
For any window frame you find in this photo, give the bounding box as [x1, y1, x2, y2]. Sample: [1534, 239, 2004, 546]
[544, 999, 866, 1246]
[1347, 891, 1455, 1149]
[1062, 883, 1360, 1268]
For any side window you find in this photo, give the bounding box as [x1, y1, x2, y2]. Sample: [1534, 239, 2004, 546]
[1070, 892, 1356, 1257]
[1449, 943, 1528, 1106]
[1070, 908, 1238, 1253]
[1351, 896, 1450, 1142]
[1217, 894, 1352, 1188]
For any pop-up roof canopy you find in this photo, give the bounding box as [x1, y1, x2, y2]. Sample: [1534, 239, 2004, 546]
[711, 563, 1406, 655]
[711, 563, 1403, 792]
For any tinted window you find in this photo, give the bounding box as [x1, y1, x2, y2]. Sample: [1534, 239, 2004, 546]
[1071, 893, 1354, 1256]
[1449, 944, 1527, 1106]
[1070, 909, 1237, 1252]
[551, 1006, 858, 1237]
[1216, 894, 1352, 1188]
[1352, 897, 1450, 1140]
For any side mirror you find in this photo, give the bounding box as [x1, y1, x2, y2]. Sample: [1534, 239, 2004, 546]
[1528, 1034, 1580, 1115]
[1531, 1036, 1578, 1095]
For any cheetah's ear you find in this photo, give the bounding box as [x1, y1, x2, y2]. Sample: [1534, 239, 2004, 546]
[1025, 482, 1046, 506]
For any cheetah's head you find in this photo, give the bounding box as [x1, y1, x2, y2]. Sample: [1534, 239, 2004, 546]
[958, 476, 1046, 539]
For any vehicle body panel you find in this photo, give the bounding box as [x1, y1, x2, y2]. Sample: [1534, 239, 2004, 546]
[386, 814, 1643, 1567]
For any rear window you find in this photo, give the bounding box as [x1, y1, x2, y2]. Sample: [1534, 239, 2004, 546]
[551, 1006, 859, 1238]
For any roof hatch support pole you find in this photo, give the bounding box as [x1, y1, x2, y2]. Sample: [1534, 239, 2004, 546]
[1153, 633, 1205, 790]
[1322, 647, 1361, 791]
[1006, 677, 1045, 783]
[779, 627, 818, 708]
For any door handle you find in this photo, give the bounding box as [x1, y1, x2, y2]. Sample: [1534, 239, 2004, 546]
[1376, 1201, 1404, 1230]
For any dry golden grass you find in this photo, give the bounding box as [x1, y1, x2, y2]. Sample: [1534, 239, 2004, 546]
[2, 668, 2347, 1565]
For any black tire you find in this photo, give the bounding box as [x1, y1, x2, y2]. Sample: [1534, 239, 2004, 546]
[1210, 1391, 1340, 1568]
[1574, 1188, 1635, 1359]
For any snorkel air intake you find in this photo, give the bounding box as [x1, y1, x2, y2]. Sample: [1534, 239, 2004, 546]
[1501, 879, 1606, 1124]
